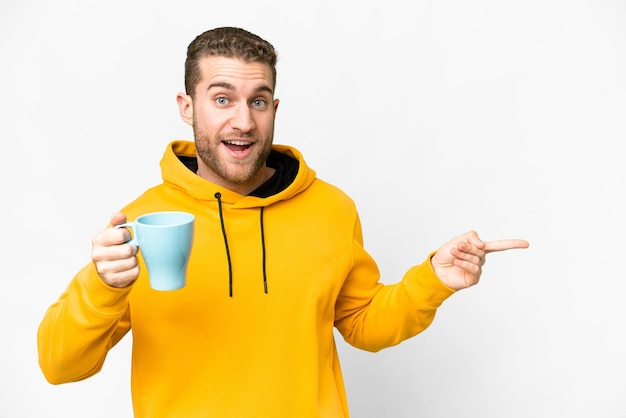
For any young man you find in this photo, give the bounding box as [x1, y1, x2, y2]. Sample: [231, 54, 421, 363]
[38, 27, 529, 417]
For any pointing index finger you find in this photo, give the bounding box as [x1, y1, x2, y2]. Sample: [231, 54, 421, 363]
[483, 239, 530, 253]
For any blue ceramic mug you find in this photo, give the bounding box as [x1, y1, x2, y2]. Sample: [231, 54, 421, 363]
[116, 211, 195, 291]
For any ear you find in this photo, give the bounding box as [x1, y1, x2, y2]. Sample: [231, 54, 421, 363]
[273, 98, 279, 113]
[176, 92, 194, 126]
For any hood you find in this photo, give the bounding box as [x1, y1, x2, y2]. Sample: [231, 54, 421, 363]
[160, 140, 317, 208]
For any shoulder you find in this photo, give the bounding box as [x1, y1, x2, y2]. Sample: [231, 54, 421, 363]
[306, 177, 358, 213]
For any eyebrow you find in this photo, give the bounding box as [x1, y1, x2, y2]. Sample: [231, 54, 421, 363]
[207, 82, 273, 95]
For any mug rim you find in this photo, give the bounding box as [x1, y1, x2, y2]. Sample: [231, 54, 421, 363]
[135, 211, 194, 226]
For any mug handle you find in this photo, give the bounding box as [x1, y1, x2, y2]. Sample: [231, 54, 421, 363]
[115, 222, 139, 246]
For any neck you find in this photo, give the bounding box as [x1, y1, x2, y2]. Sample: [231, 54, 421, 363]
[197, 165, 276, 196]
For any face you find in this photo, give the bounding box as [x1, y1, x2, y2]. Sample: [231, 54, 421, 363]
[177, 56, 279, 195]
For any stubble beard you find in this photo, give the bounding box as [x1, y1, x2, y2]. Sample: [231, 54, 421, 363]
[193, 125, 274, 186]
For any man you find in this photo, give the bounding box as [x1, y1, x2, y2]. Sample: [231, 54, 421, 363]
[38, 27, 529, 417]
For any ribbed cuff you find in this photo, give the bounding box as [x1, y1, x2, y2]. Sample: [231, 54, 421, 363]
[76, 263, 132, 316]
[403, 251, 456, 309]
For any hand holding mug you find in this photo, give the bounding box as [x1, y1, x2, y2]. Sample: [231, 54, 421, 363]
[92, 211, 195, 290]
[92, 212, 140, 288]
[115, 211, 195, 291]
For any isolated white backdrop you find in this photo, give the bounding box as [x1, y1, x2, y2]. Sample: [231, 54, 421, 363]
[1, 0, 625, 417]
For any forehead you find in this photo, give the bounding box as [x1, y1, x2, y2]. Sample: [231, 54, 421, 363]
[196, 56, 274, 92]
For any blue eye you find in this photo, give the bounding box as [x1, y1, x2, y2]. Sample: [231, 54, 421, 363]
[216, 97, 229, 105]
[252, 99, 266, 108]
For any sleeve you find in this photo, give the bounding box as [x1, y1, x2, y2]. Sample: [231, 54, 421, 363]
[37, 262, 132, 384]
[334, 215, 456, 352]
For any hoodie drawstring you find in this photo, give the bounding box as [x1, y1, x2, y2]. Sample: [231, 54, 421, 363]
[215, 193, 234, 297]
[214, 192, 268, 297]
[260, 207, 268, 293]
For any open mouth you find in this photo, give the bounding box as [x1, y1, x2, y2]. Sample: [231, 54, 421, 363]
[223, 140, 253, 153]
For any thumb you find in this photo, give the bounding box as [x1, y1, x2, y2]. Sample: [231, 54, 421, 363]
[109, 212, 128, 227]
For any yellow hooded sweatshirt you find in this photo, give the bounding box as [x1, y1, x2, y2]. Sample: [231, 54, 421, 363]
[38, 140, 455, 417]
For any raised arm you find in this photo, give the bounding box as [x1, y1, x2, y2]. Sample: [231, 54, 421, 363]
[37, 213, 137, 384]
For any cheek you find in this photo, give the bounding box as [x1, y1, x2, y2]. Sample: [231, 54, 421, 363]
[194, 110, 224, 133]
[257, 114, 276, 132]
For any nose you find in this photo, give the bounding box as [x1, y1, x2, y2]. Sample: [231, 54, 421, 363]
[229, 103, 256, 133]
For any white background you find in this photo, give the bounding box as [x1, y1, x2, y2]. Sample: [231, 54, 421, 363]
[1, 0, 625, 417]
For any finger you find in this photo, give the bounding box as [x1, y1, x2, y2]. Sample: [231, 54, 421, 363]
[92, 227, 131, 247]
[484, 239, 530, 253]
[466, 231, 486, 249]
[96, 256, 139, 275]
[453, 258, 482, 275]
[451, 245, 484, 266]
[96, 261, 140, 288]
[109, 212, 128, 227]
[92, 242, 137, 263]
[456, 240, 486, 257]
